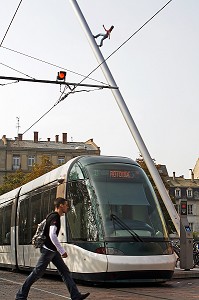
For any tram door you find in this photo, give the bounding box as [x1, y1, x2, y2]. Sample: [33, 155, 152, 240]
[17, 194, 31, 268]
[17, 193, 42, 268]
[0, 203, 12, 266]
[17, 187, 58, 268]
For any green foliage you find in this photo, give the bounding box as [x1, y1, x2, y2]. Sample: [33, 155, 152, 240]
[0, 170, 26, 195]
[0, 156, 56, 196]
[23, 156, 56, 183]
[193, 232, 199, 240]
[136, 155, 176, 233]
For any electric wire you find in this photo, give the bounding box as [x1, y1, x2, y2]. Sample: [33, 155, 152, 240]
[105, 0, 173, 64]
[1, 46, 108, 86]
[0, 80, 19, 86]
[0, 0, 35, 79]
[0, 62, 35, 79]
[22, 86, 102, 135]
[22, 0, 173, 135]
[22, 105, 57, 135]
[1, 45, 109, 86]
[0, 0, 108, 85]
[0, 0, 23, 47]
[59, 0, 173, 103]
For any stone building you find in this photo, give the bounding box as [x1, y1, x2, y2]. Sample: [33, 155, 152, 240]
[0, 131, 100, 184]
[154, 164, 199, 235]
[168, 171, 199, 235]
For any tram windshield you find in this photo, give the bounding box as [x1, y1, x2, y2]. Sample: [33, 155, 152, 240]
[86, 163, 168, 240]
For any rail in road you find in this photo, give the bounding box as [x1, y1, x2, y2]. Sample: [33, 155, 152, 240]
[0, 269, 199, 300]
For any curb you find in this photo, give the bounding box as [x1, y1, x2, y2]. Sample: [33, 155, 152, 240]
[173, 268, 199, 279]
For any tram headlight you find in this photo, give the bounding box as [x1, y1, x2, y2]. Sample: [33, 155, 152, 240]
[95, 247, 124, 255]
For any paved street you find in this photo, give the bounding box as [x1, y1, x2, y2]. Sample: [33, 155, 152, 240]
[0, 269, 199, 300]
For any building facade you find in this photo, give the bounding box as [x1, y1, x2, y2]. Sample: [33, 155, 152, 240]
[0, 131, 100, 184]
[153, 164, 199, 236]
[168, 171, 199, 236]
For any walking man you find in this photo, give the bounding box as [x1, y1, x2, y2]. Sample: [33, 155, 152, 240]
[15, 197, 90, 300]
[94, 25, 114, 47]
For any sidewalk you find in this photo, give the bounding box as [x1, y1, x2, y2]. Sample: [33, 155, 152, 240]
[173, 266, 199, 279]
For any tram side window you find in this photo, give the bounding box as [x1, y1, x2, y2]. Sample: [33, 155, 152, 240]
[30, 193, 42, 238]
[18, 186, 58, 245]
[67, 180, 98, 241]
[41, 187, 57, 220]
[19, 197, 31, 245]
[4, 205, 12, 244]
[0, 205, 12, 245]
[0, 209, 3, 244]
[50, 187, 57, 212]
[42, 190, 50, 220]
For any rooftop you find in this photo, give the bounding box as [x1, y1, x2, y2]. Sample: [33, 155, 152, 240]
[0, 132, 100, 152]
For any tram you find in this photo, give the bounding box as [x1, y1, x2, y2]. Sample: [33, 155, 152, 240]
[0, 155, 176, 282]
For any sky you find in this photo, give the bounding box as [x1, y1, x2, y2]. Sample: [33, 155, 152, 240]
[0, 0, 198, 178]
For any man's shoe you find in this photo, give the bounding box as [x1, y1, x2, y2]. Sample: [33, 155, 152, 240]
[79, 292, 90, 299]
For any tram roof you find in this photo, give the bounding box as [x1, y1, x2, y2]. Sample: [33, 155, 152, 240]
[0, 155, 139, 206]
[75, 155, 138, 166]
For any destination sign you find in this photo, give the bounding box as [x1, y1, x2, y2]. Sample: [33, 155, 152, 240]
[92, 168, 140, 181]
[110, 170, 131, 178]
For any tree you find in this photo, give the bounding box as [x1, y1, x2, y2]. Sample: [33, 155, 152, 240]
[0, 170, 26, 195]
[0, 156, 56, 195]
[23, 156, 56, 183]
[136, 155, 176, 233]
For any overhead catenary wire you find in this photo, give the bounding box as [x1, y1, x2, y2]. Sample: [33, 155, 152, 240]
[22, 86, 103, 135]
[0, 80, 19, 86]
[22, 0, 173, 135]
[104, 0, 173, 64]
[0, 0, 109, 86]
[1, 46, 109, 86]
[0, 62, 35, 79]
[0, 0, 35, 80]
[0, 0, 24, 47]
[59, 0, 173, 102]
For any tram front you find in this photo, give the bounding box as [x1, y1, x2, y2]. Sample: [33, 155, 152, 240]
[66, 156, 176, 283]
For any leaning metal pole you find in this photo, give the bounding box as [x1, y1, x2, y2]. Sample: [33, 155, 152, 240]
[69, 0, 180, 236]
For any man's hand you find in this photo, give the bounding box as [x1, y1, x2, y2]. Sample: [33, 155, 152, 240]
[62, 252, 68, 258]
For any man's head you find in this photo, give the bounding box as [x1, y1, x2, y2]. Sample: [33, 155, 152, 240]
[54, 197, 69, 215]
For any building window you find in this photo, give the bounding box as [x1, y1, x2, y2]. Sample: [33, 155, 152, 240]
[13, 155, 20, 170]
[189, 223, 193, 231]
[58, 156, 65, 165]
[28, 155, 35, 167]
[194, 191, 199, 199]
[175, 188, 181, 198]
[188, 204, 193, 215]
[187, 188, 193, 198]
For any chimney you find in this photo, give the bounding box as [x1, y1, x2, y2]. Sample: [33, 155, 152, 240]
[47, 138, 50, 142]
[55, 135, 59, 143]
[34, 131, 38, 143]
[2, 135, 7, 145]
[18, 133, 23, 141]
[62, 133, 67, 144]
[173, 172, 175, 181]
[189, 169, 194, 182]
